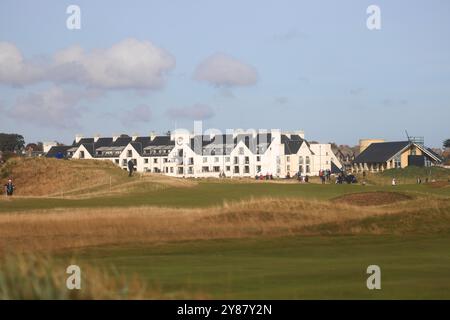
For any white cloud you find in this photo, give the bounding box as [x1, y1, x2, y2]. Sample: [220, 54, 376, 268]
[166, 104, 215, 120]
[7, 86, 96, 128]
[51, 39, 176, 90]
[0, 42, 44, 86]
[0, 39, 176, 90]
[194, 53, 258, 87]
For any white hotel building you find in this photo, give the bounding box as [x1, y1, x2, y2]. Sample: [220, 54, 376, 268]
[55, 129, 341, 178]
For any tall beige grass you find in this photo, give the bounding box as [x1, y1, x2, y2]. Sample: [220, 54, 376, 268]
[0, 253, 208, 299]
[1, 196, 448, 253]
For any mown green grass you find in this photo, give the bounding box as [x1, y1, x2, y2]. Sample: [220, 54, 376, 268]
[68, 233, 450, 299]
[1, 181, 449, 213]
[357, 166, 450, 186]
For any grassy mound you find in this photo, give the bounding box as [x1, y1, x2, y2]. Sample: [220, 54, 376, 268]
[0, 157, 197, 197]
[0, 158, 129, 197]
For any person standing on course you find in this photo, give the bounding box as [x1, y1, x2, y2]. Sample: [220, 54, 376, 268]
[127, 159, 135, 177]
[4, 179, 15, 196]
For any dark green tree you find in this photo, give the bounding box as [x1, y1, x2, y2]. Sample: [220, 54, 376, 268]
[0, 133, 25, 152]
[444, 139, 450, 149]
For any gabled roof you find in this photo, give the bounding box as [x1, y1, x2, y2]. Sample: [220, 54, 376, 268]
[72, 138, 94, 147]
[148, 136, 173, 146]
[281, 134, 309, 155]
[80, 143, 94, 156]
[46, 146, 71, 158]
[94, 137, 113, 148]
[353, 141, 410, 163]
[111, 136, 132, 147]
[426, 148, 444, 162]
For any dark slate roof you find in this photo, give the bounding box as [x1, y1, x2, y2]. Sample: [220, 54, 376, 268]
[81, 143, 95, 156]
[130, 142, 143, 155]
[149, 136, 173, 146]
[426, 148, 443, 162]
[331, 161, 342, 174]
[94, 137, 113, 148]
[46, 146, 71, 158]
[111, 136, 132, 147]
[281, 134, 309, 155]
[133, 136, 152, 148]
[353, 141, 410, 163]
[72, 138, 94, 147]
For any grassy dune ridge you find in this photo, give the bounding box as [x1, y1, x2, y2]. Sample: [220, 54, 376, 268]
[1, 195, 449, 253]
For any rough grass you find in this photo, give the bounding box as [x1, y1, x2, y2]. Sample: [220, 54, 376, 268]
[1, 196, 449, 253]
[0, 253, 207, 299]
[0, 157, 196, 197]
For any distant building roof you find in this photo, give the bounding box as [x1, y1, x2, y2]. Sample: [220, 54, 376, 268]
[46, 146, 71, 158]
[353, 141, 410, 163]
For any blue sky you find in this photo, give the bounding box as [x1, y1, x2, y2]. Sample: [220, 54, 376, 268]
[0, 0, 449, 147]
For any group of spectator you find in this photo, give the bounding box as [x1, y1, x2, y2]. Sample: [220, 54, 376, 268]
[319, 169, 331, 184]
[255, 173, 274, 180]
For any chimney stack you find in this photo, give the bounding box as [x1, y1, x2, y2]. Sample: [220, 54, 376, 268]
[75, 134, 83, 144]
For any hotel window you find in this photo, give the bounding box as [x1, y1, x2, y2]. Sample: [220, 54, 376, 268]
[80, 151, 85, 159]
[286, 156, 290, 162]
[153, 158, 158, 164]
[256, 165, 261, 172]
[299, 165, 303, 173]
[202, 166, 209, 173]
[144, 158, 149, 164]
[234, 157, 239, 164]
[256, 156, 261, 162]
[234, 166, 239, 173]
[127, 150, 132, 157]
[299, 156, 304, 164]
[163, 158, 168, 163]
[306, 156, 310, 165]
[245, 156, 249, 164]
[170, 167, 174, 173]
[188, 157, 194, 165]
[225, 157, 230, 163]
[188, 167, 193, 174]
[287, 165, 290, 172]
[226, 166, 231, 171]
[213, 166, 220, 172]
[122, 159, 127, 166]
[115, 159, 119, 165]
[239, 147, 244, 155]
[203, 157, 208, 163]
[244, 166, 250, 173]
[214, 157, 219, 163]
[306, 165, 310, 173]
